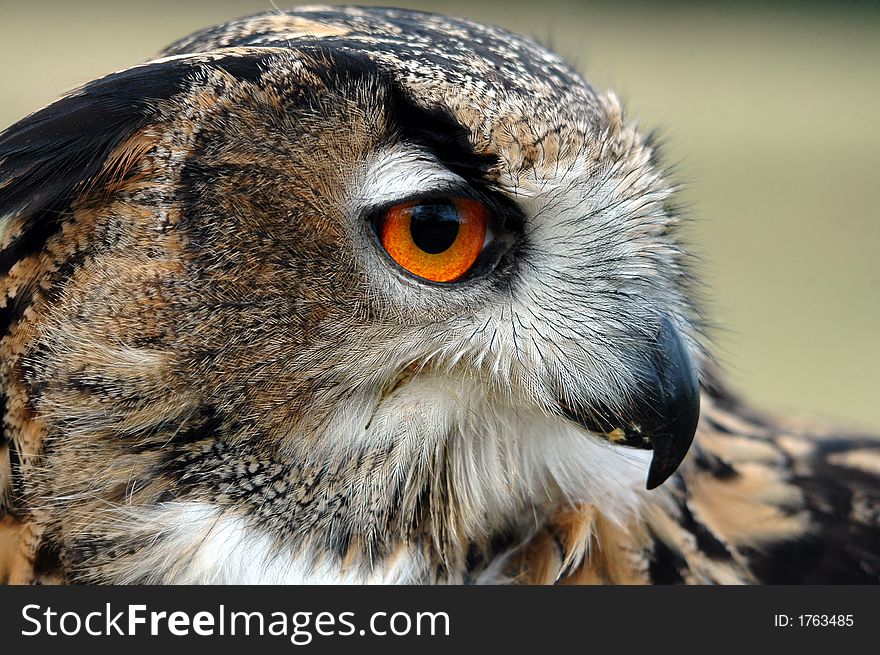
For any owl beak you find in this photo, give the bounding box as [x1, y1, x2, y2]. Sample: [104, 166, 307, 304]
[560, 316, 701, 490]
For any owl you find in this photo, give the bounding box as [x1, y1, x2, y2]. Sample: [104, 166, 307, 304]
[0, 5, 877, 585]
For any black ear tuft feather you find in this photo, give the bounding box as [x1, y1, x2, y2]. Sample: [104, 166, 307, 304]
[0, 59, 196, 226]
[0, 51, 277, 277]
[0, 58, 204, 289]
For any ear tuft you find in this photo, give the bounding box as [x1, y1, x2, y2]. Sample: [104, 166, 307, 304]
[0, 61, 190, 229]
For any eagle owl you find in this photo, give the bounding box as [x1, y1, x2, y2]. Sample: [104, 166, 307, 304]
[0, 6, 878, 584]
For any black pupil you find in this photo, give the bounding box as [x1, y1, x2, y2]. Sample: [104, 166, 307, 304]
[409, 202, 460, 254]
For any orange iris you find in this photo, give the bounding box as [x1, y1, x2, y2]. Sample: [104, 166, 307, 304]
[378, 198, 488, 283]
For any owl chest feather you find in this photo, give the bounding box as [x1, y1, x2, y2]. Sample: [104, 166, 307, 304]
[51, 383, 657, 584]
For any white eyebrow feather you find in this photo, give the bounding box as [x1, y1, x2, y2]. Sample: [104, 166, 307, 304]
[350, 145, 466, 210]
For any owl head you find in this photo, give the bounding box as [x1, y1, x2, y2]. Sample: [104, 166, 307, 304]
[0, 6, 704, 582]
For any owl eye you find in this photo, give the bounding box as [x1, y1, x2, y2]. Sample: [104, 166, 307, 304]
[376, 197, 489, 283]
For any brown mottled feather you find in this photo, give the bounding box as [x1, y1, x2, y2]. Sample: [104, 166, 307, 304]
[0, 6, 877, 584]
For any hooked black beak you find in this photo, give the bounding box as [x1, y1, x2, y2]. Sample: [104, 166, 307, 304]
[560, 316, 700, 490]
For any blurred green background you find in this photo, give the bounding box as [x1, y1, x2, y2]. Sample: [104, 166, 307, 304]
[1, 1, 878, 430]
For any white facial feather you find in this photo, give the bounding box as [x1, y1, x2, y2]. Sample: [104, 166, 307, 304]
[103, 503, 420, 584]
[352, 145, 467, 209]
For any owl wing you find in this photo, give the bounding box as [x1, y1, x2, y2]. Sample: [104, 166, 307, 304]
[752, 424, 880, 582]
[515, 372, 880, 584]
[682, 374, 880, 583]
